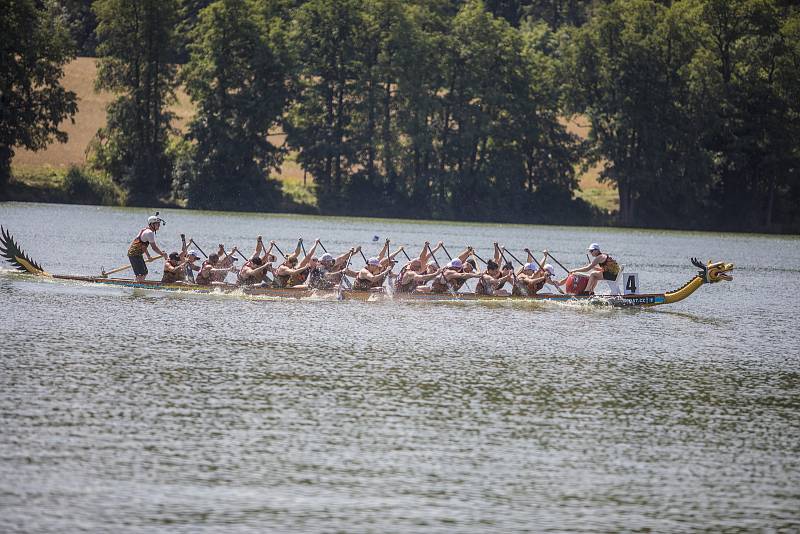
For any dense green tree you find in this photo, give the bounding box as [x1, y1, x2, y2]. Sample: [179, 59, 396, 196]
[689, 0, 800, 230]
[0, 0, 78, 193]
[521, 0, 592, 28]
[180, 0, 289, 210]
[562, 0, 710, 226]
[286, 0, 366, 210]
[59, 0, 98, 56]
[90, 0, 179, 204]
[426, 0, 582, 220]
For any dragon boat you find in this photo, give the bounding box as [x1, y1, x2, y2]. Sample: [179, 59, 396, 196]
[1, 227, 733, 308]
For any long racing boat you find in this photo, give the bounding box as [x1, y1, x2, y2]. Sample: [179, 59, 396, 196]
[1, 227, 733, 308]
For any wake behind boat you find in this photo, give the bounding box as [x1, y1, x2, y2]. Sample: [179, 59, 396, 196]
[1, 225, 733, 308]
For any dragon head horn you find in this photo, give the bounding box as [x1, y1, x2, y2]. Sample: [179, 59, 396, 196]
[690, 257, 706, 271]
[691, 257, 709, 281]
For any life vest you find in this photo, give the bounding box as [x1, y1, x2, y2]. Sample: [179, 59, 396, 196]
[237, 260, 265, 285]
[430, 276, 449, 293]
[289, 270, 308, 287]
[394, 267, 417, 293]
[161, 261, 185, 284]
[195, 260, 214, 285]
[477, 271, 509, 295]
[513, 276, 544, 296]
[127, 228, 151, 257]
[353, 269, 386, 290]
[475, 275, 493, 295]
[308, 267, 336, 289]
[431, 270, 465, 293]
[353, 277, 370, 290]
[600, 254, 620, 276]
[272, 270, 291, 288]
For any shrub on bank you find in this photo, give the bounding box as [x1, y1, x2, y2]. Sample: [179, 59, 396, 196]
[62, 166, 125, 205]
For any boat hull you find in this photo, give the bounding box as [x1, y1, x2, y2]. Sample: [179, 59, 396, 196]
[50, 274, 667, 307]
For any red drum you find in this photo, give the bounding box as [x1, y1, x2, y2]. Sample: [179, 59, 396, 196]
[565, 273, 589, 295]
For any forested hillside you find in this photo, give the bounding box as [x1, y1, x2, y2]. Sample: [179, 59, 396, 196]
[3, 0, 799, 232]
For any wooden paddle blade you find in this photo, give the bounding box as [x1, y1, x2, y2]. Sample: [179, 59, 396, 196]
[0, 226, 48, 275]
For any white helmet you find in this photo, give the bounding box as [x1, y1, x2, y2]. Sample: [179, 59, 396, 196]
[147, 216, 160, 225]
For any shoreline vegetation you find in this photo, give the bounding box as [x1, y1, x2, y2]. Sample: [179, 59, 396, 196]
[3, 1, 798, 234]
[7, 55, 616, 224]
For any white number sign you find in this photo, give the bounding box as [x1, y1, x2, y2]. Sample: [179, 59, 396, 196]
[624, 273, 639, 295]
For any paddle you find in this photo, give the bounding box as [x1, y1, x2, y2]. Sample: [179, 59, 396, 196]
[471, 250, 488, 265]
[497, 246, 518, 286]
[189, 239, 208, 258]
[503, 247, 526, 267]
[272, 242, 286, 259]
[427, 244, 457, 294]
[441, 244, 453, 260]
[427, 243, 441, 269]
[529, 248, 566, 294]
[543, 250, 570, 274]
[337, 250, 355, 301]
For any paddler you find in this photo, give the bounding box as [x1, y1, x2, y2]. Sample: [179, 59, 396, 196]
[299, 251, 359, 290]
[394, 258, 444, 293]
[127, 215, 169, 282]
[250, 236, 277, 264]
[195, 253, 237, 286]
[514, 262, 559, 296]
[376, 239, 406, 268]
[475, 259, 514, 296]
[237, 256, 273, 286]
[425, 258, 480, 294]
[272, 239, 318, 288]
[161, 252, 188, 284]
[184, 249, 202, 283]
[570, 243, 621, 295]
[210, 244, 240, 282]
[352, 257, 393, 291]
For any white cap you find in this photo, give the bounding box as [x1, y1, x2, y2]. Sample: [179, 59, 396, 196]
[524, 262, 538, 271]
[588, 243, 601, 252]
[367, 257, 381, 266]
[147, 215, 160, 225]
[187, 250, 200, 259]
[320, 253, 334, 262]
[447, 259, 463, 269]
[544, 263, 555, 275]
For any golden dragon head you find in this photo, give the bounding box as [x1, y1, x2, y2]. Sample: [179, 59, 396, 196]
[691, 257, 734, 283]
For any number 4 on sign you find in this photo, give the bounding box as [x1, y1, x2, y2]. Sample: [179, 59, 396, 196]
[624, 273, 639, 295]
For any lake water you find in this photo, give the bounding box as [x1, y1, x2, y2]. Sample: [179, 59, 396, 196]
[1, 202, 799, 532]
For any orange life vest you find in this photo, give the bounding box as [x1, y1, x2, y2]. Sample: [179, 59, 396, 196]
[127, 228, 151, 257]
[600, 254, 620, 276]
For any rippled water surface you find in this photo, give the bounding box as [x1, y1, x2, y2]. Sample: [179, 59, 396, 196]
[1, 202, 799, 532]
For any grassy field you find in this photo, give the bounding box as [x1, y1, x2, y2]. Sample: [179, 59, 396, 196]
[12, 57, 616, 212]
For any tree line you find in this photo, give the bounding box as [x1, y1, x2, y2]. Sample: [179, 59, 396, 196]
[2, 0, 799, 232]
